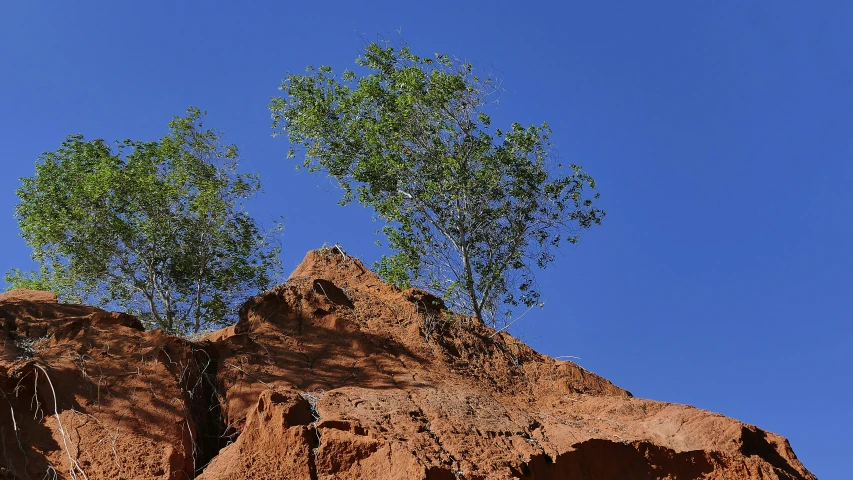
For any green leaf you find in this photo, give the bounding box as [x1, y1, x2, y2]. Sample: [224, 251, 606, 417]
[270, 41, 604, 327]
[10, 108, 284, 335]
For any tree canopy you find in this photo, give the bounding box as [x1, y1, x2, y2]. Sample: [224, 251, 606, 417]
[8, 108, 282, 334]
[271, 43, 604, 326]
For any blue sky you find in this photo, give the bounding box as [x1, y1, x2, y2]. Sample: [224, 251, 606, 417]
[1, 2, 849, 477]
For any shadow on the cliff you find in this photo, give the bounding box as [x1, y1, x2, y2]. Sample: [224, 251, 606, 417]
[0, 326, 210, 479]
[0, 302, 99, 337]
[740, 426, 802, 479]
[519, 438, 717, 480]
[211, 311, 431, 394]
[0, 378, 60, 478]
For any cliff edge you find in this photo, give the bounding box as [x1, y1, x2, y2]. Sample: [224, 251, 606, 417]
[0, 248, 814, 479]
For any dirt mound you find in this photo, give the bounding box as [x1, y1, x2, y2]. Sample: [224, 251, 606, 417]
[0, 252, 815, 479]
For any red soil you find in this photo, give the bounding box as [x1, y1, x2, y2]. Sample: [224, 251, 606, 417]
[0, 249, 815, 479]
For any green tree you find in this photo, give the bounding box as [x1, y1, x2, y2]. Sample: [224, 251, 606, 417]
[8, 108, 283, 335]
[271, 43, 604, 326]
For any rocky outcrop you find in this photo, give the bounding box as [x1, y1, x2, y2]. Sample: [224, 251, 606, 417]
[0, 249, 814, 479]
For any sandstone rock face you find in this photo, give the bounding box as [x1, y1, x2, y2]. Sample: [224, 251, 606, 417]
[0, 250, 814, 479]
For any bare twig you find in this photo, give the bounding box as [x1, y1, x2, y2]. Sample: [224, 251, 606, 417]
[488, 302, 541, 339]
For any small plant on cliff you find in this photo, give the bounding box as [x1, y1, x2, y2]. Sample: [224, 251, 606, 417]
[8, 107, 283, 335]
[270, 42, 604, 326]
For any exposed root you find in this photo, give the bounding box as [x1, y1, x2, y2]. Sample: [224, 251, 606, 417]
[299, 389, 324, 480]
[299, 389, 324, 447]
[223, 362, 272, 388]
[0, 388, 28, 478]
[34, 365, 88, 480]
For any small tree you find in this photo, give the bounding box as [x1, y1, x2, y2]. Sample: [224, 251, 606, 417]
[271, 43, 604, 326]
[8, 108, 283, 334]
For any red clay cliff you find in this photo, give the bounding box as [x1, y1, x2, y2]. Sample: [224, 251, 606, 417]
[0, 248, 815, 479]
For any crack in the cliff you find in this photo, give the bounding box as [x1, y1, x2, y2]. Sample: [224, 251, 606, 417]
[307, 440, 319, 480]
[406, 393, 464, 479]
[176, 346, 231, 479]
[299, 390, 324, 480]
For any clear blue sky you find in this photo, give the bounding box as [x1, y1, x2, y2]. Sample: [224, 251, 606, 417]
[1, 2, 849, 477]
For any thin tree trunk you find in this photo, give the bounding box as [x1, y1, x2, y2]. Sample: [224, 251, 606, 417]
[457, 197, 483, 324]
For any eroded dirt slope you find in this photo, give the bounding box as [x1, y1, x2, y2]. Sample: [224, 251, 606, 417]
[0, 290, 223, 479]
[0, 249, 815, 479]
